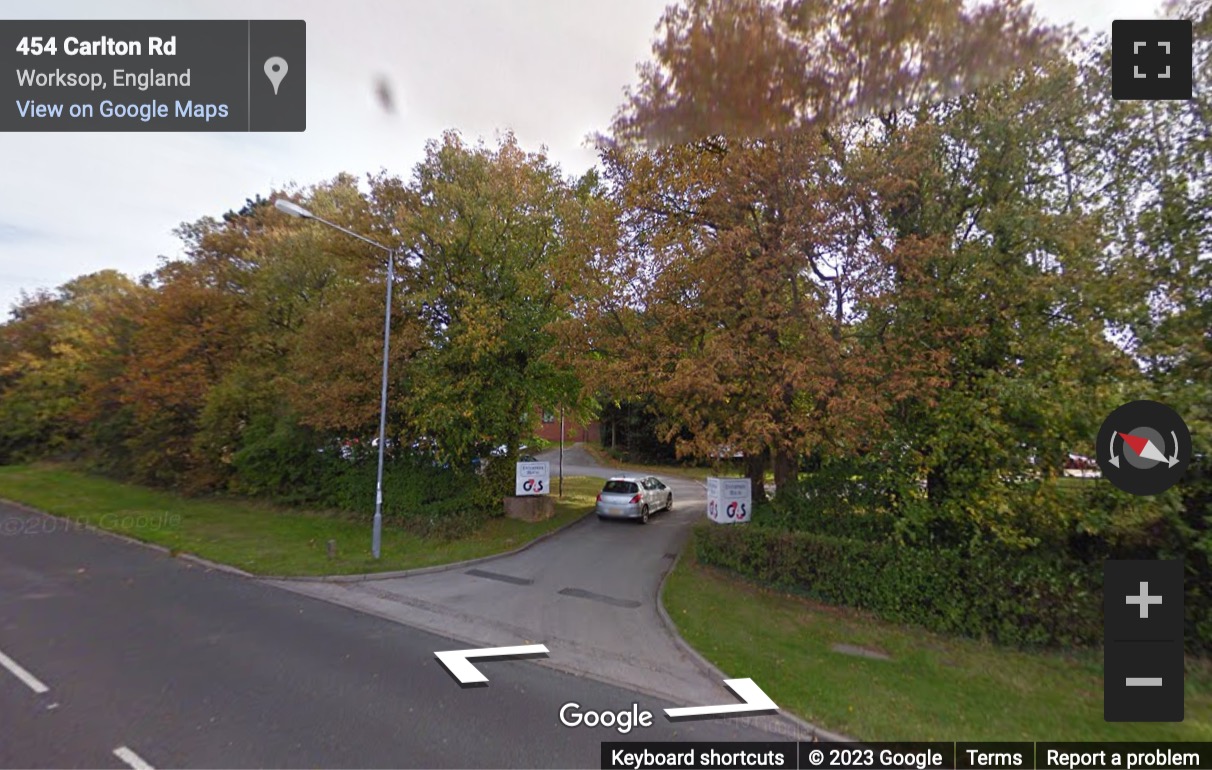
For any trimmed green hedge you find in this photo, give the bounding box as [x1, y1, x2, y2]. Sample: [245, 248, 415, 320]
[694, 524, 1103, 648]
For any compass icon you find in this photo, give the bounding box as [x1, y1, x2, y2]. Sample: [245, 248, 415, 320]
[1097, 400, 1191, 496]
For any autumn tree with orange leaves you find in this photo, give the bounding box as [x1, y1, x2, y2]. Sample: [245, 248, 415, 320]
[572, 132, 951, 495]
[571, 0, 1065, 497]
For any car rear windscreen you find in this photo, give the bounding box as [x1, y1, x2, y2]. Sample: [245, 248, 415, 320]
[603, 481, 638, 494]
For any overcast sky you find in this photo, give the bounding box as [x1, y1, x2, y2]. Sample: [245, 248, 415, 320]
[0, 0, 1164, 315]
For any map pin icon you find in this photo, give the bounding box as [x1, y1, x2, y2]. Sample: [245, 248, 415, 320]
[264, 56, 288, 95]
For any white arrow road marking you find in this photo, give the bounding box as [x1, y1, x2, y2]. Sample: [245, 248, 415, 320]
[114, 746, 154, 770]
[434, 644, 550, 685]
[0, 648, 49, 694]
[664, 678, 778, 719]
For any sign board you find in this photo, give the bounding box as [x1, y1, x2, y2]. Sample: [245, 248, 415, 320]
[706, 477, 752, 523]
[515, 461, 550, 496]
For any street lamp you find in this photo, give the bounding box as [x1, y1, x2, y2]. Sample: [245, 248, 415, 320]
[275, 198, 395, 559]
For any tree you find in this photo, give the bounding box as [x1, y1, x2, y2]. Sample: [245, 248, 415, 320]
[268, 175, 422, 439]
[610, 0, 1059, 147]
[1084, 0, 1212, 642]
[578, 0, 1070, 497]
[0, 271, 146, 465]
[858, 59, 1143, 544]
[119, 257, 248, 486]
[388, 132, 588, 473]
[183, 176, 413, 493]
[576, 130, 943, 493]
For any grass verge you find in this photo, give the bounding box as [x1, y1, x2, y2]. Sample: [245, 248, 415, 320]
[662, 528, 1212, 741]
[0, 464, 598, 577]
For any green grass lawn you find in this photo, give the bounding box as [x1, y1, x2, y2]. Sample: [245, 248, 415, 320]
[662, 531, 1212, 741]
[0, 464, 599, 576]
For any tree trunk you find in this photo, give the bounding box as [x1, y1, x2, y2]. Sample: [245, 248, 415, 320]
[926, 467, 946, 505]
[745, 451, 767, 501]
[772, 448, 799, 497]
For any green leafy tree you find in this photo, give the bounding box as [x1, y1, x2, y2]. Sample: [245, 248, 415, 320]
[849, 57, 1140, 546]
[1084, 0, 1212, 643]
[0, 271, 146, 465]
[389, 132, 588, 477]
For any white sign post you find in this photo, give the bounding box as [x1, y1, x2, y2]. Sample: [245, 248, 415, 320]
[515, 461, 550, 496]
[706, 477, 752, 523]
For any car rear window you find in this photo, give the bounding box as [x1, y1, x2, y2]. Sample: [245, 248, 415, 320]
[603, 481, 638, 494]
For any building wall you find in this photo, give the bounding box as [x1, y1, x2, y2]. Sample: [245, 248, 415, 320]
[534, 409, 600, 444]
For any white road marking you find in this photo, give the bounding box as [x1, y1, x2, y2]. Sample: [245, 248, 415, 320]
[114, 746, 154, 770]
[0, 649, 49, 694]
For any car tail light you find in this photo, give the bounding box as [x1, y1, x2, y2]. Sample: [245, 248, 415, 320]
[629, 494, 642, 504]
[596, 492, 602, 502]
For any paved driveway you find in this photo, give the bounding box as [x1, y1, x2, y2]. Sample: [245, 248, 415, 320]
[270, 446, 805, 739]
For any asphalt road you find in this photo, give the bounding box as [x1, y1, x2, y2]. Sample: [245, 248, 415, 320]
[0, 464, 797, 769]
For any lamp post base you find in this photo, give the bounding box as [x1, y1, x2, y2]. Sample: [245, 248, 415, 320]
[372, 511, 382, 559]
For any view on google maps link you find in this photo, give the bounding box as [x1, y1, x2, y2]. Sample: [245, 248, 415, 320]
[0, 0, 1209, 768]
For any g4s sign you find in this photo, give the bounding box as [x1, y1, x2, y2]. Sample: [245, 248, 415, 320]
[515, 461, 550, 496]
[707, 477, 751, 524]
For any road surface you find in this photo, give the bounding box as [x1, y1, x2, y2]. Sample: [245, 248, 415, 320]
[0, 454, 802, 768]
[272, 446, 787, 718]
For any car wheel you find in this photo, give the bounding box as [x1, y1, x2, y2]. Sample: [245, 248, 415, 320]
[665, 494, 673, 512]
[640, 505, 650, 524]
[597, 514, 606, 521]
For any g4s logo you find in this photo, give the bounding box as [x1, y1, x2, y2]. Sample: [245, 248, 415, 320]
[523, 478, 545, 493]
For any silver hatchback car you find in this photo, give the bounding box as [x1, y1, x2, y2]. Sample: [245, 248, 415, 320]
[595, 475, 673, 524]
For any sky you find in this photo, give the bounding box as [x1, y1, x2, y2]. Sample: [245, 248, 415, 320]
[0, 0, 1165, 316]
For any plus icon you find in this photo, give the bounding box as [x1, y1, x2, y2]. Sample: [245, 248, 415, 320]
[1126, 581, 1163, 618]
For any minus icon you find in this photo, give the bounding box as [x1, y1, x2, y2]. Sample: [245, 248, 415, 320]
[1126, 677, 1163, 686]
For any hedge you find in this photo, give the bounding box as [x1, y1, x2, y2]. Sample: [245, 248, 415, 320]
[694, 523, 1104, 648]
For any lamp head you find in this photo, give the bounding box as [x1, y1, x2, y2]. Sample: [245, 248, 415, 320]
[274, 199, 313, 219]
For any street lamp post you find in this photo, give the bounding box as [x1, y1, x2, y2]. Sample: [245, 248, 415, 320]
[275, 198, 394, 559]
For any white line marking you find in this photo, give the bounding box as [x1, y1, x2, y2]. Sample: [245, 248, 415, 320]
[1126, 677, 1163, 687]
[114, 746, 154, 770]
[0, 649, 49, 694]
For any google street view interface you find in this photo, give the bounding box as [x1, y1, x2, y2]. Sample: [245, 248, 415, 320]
[1, 0, 1211, 768]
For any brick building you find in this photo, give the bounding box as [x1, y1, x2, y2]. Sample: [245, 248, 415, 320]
[534, 408, 601, 444]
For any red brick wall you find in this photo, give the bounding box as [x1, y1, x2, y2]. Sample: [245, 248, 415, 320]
[534, 412, 600, 444]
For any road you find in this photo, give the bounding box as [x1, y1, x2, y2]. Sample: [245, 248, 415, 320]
[0, 452, 802, 768]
